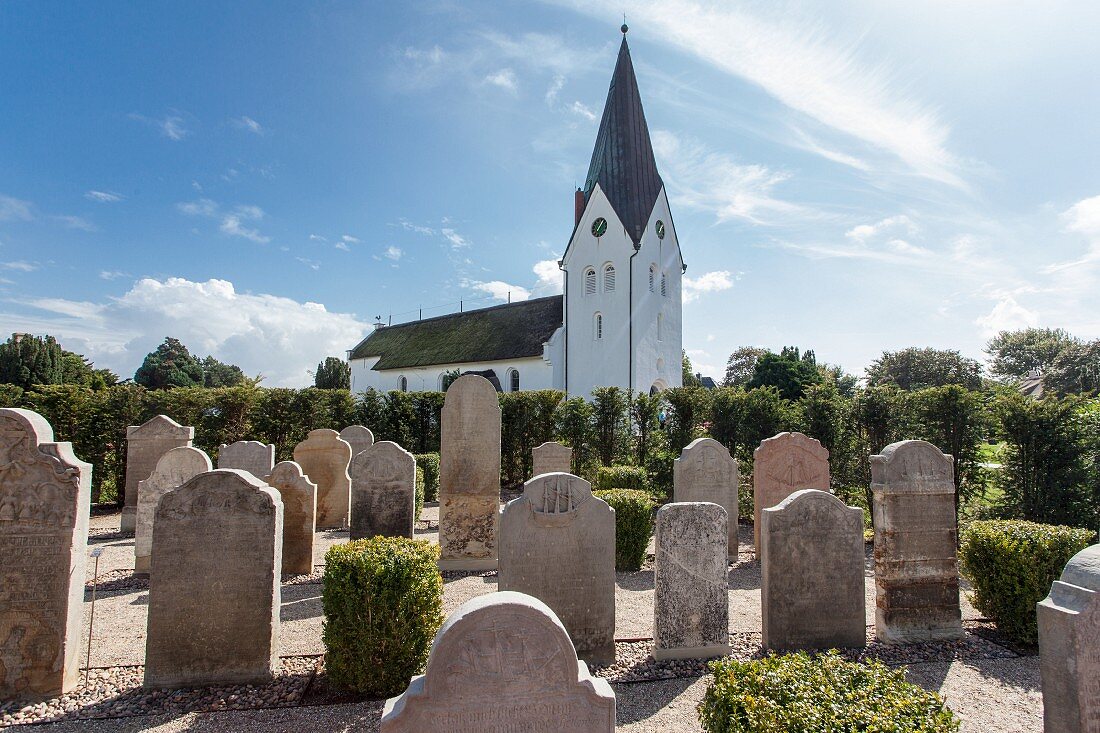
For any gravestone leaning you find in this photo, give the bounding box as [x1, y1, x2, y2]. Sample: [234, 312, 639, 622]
[0, 408, 91, 701]
[144, 469, 282, 688]
[674, 438, 739, 559]
[339, 425, 375, 460]
[381, 591, 616, 732]
[349, 440, 416, 541]
[134, 446, 212, 575]
[217, 440, 274, 479]
[532, 441, 572, 477]
[761, 489, 865, 651]
[267, 461, 317, 575]
[121, 415, 193, 532]
[499, 472, 616, 666]
[1037, 543, 1100, 733]
[293, 429, 352, 529]
[871, 440, 963, 643]
[752, 432, 829, 551]
[439, 374, 501, 571]
[654, 502, 730, 660]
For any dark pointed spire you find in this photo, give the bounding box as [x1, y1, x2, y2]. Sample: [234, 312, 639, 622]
[583, 32, 663, 245]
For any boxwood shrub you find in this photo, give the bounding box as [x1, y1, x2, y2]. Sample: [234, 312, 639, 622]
[593, 488, 655, 571]
[699, 651, 960, 732]
[414, 464, 424, 521]
[322, 536, 443, 697]
[959, 519, 1095, 643]
[594, 464, 648, 492]
[414, 452, 440, 502]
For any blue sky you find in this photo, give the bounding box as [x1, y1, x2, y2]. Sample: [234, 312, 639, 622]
[2, 1, 1099, 386]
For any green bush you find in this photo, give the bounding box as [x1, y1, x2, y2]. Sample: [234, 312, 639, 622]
[414, 464, 424, 520]
[699, 651, 960, 732]
[959, 519, 1095, 643]
[414, 452, 440, 502]
[594, 464, 648, 492]
[322, 536, 444, 696]
[593, 488, 654, 571]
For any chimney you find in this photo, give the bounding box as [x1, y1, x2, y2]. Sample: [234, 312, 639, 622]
[574, 188, 585, 226]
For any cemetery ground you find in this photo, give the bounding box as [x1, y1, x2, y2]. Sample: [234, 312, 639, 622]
[2, 503, 1042, 732]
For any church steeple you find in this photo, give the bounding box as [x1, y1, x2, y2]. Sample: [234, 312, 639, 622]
[583, 29, 663, 246]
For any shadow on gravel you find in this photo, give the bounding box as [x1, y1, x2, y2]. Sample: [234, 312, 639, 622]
[281, 585, 323, 622]
[727, 560, 760, 591]
[612, 676, 695, 724]
[616, 570, 654, 592]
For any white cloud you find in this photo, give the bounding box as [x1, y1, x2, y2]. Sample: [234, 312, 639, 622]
[12, 277, 367, 386]
[54, 215, 97, 232]
[404, 45, 446, 65]
[2, 261, 37, 272]
[532, 259, 563, 296]
[441, 228, 470, 249]
[296, 257, 320, 271]
[545, 74, 565, 106]
[85, 190, 123, 203]
[131, 113, 190, 141]
[334, 242, 350, 252]
[178, 199, 270, 243]
[341, 234, 360, 243]
[484, 68, 518, 93]
[569, 101, 597, 121]
[470, 280, 531, 302]
[232, 116, 264, 135]
[99, 270, 127, 280]
[177, 198, 219, 217]
[845, 215, 917, 242]
[309, 234, 327, 242]
[975, 296, 1039, 337]
[384, 246, 403, 261]
[399, 219, 435, 236]
[1062, 194, 1100, 237]
[0, 195, 33, 221]
[683, 270, 734, 303]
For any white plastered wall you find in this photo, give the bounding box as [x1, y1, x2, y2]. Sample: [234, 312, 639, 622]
[349, 354, 556, 394]
[631, 187, 684, 394]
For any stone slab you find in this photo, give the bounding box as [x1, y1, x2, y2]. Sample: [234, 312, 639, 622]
[134, 447, 212, 575]
[338, 425, 374, 460]
[121, 415, 193, 533]
[217, 441, 274, 479]
[266, 461, 316, 575]
[752, 432, 829, 551]
[532, 441, 572, 477]
[293, 429, 352, 530]
[349, 440, 415, 540]
[673, 438, 739, 559]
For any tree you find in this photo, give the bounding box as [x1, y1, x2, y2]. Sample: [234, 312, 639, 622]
[866, 347, 982, 391]
[630, 391, 662, 466]
[1043, 340, 1100, 396]
[134, 337, 204, 389]
[591, 387, 629, 466]
[682, 351, 702, 387]
[554, 397, 594, 474]
[203, 355, 247, 388]
[60, 351, 118, 389]
[314, 356, 351, 390]
[747, 348, 822, 400]
[986, 327, 1080, 381]
[0, 333, 64, 389]
[723, 346, 768, 387]
[910, 385, 987, 515]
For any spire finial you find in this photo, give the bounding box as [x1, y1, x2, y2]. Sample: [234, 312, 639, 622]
[621, 14, 628, 35]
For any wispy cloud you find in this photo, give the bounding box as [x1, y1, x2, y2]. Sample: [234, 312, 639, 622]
[398, 219, 435, 236]
[569, 101, 597, 121]
[54, 215, 97, 232]
[484, 68, 519, 93]
[231, 116, 264, 135]
[177, 199, 270, 243]
[296, 257, 320, 271]
[0, 195, 33, 221]
[384, 246, 403, 261]
[441, 228, 470, 249]
[130, 112, 190, 141]
[85, 190, 123, 203]
[2, 261, 38, 272]
[341, 234, 360, 244]
[99, 270, 128, 281]
[545, 74, 565, 106]
[683, 270, 734, 303]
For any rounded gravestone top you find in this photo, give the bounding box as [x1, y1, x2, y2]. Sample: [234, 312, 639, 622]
[1060, 543, 1100, 591]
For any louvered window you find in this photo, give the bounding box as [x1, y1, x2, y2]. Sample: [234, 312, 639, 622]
[649, 265, 656, 292]
[603, 264, 615, 292]
[661, 273, 667, 297]
[594, 313, 603, 340]
[585, 268, 596, 296]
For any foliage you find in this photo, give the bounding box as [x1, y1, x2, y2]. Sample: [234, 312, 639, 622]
[134, 337, 205, 389]
[554, 396, 594, 475]
[321, 537, 443, 696]
[1044, 339, 1100, 396]
[594, 464, 648, 492]
[986, 327, 1080, 381]
[746, 348, 822, 400]
[866, 347, 982, 391]
[414, 464, 424, 519]
[682, 350, 702, 387]
[314, 356, 351, 390]
[202, 355, 248, 388]
[699, 651, 960, 732]
[591, 387, 629, 466]
[593, 488, 655, 571]
[630, 391, 662, 467]
[414, 453, 440, 502]
[0, 333, 64, 389]
[909, 385, 987, 511]
[709, 386, 787, 464]
[61, 351, 118, 389]
[499, 390, 561, 486]
[663, 386, 711, 453]
[959, 520, 1095, 643]
[722, 346, 769, 388]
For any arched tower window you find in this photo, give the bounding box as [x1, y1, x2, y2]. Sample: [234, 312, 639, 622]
[657, 312, 664, 342]
[399, 375, 408, 392]
[649, 264, 657, 292]
[508, 368, 520, 392]
[584, 268, 597, 296]
[603, 264, 616, 292]
[594, 312, 603, 340]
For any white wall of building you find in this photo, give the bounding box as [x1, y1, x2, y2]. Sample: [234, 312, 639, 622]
[631, 187, 684, 394]
[349, 354, 556, 394]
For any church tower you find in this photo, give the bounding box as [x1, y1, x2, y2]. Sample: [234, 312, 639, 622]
[561, 26, 684, 398]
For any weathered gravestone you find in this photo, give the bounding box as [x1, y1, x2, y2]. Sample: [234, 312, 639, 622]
[871, 440, 963, 643]
[439, 374, 501, 571]
[0, 408, 91, 701]
[338, 425, 374, 460]
[532, 441, 572, 477]
[144, 469, 282, 688]
[381, 591, 616, 733]
[293, 429, 352, 529]
[267, 461, 316, 575]
[121, 415, 193, 533]
[499, 472, 615, 666]
[1038, 543, 1100, 733]
[134, 446, 212, 575]
[349, 440, 416, 541]
[674, 438, 739, 559]
[217, 440, 274, 479]
[654, 502, 730, 660]
[752, 432, 829, 551]
[761, 489, 865, 650]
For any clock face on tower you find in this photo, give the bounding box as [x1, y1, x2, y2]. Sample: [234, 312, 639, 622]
[656, 220, 665, 239]
[591, 217, 607, 237]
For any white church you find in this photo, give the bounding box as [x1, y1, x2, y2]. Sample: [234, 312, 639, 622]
[348, 28, 684, 398]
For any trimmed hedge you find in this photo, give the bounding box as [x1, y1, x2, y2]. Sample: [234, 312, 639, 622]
[321, 537, 443, 696]
[593, 488, 655, 571]
[414, 452, 440, 502]
[699, 651, 960, 732]
[414, 464, 424, 520]
[594, 464, 648, 492]
[959, 519, 1095, 643]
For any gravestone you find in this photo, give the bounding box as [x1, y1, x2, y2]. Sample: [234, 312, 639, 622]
[653, 502, 730, 660]
[532, 441, 572, 477]
[674, 438, 739, 559]
[292, 429, 352, 529]
[144, 469, 282, 688]
[349, 441, 416, 540]
[339, 425, 375, 460]
[752, 432, 829, 551]
[871, 440, 963, 643]
[760, 489, 865, 650]
[217, 440, 274, 479]
[267, 461, 317, 575]
[439, 374, 501, 571]
[121, 415, 193, 532]
[134, 446, 212, 575]
[499, 472, 615, 666]
[1037, 543, 1100, 733]
[0, 408, 91, 701]
[381, 591, 615, 732]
